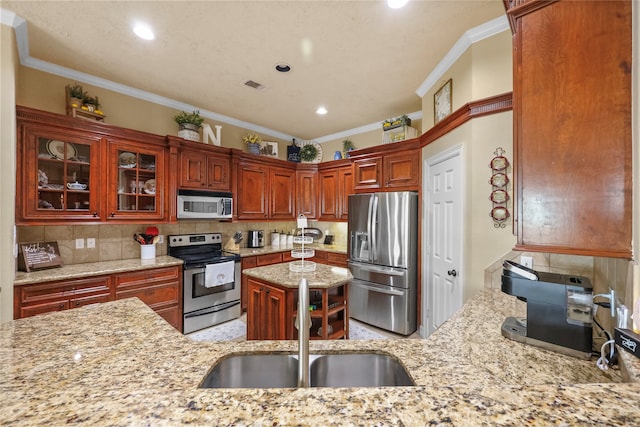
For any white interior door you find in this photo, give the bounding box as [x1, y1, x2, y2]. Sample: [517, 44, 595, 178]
[422, 146, 463, 337]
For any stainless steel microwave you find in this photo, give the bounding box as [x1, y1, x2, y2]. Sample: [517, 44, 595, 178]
[177, 190, 233, 219]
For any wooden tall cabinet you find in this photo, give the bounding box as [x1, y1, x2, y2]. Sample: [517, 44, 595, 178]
[296, 165, 318, 219]
[246, 278, 288, 340]
[507, 0, 632, 258]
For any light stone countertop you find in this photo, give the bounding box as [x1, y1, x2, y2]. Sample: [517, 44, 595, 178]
[243, 262, 352, 288]
[1, 290, 639, 425]
[14, 255, 184, 286]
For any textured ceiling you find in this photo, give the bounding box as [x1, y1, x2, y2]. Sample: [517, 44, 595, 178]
[3, 0, 505, 140]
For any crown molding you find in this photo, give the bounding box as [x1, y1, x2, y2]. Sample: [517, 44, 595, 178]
[314, 110, 423, 144]
[416, 15, 509, 98]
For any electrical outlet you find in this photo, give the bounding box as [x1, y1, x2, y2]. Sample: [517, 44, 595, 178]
[87, 238, 96, 249]
[158, 235, 164, 244]
[520, 256, 533, 269]
[75, 238, 84, 249]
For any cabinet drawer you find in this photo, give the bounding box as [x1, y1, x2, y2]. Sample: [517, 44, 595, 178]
[70, 293, 111, 309]
[19, 276, 111, 306]
[116, 282, 179, 307]
[242, 256, 257, 269]
[114, 267, 180, 290]
[257, 252, 283, 266]
[281, 251, 295, 262]
[20, 300, 69, 318]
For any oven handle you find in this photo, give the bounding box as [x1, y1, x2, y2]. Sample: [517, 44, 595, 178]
[184, 300, 240, 319]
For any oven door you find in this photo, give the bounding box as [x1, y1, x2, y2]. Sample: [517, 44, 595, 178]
[183, 260, 241, 314]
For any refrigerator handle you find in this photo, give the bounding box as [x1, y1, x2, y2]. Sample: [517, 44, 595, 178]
[370, 194, 378, 262]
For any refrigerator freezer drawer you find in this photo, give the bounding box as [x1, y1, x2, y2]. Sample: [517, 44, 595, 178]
[349, 279, 417, 336]
[348, 261, 415, 290]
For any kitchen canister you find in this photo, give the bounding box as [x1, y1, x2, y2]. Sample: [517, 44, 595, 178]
[271, 231, 280, 246]
[140, 244, 156, 260]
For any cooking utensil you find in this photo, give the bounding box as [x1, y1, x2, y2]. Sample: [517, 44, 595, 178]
[133, 234, 146, 245]
[152, 235, 160, 244]
[146, 226, 159, 236]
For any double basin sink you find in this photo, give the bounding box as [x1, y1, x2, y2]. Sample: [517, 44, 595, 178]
[199, 352, 415, 388]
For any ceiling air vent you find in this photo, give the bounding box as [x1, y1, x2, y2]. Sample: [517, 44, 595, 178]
[244, 80, 265, 90]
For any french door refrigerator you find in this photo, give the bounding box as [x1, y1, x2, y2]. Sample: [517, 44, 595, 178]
[348, 191, 418, 335]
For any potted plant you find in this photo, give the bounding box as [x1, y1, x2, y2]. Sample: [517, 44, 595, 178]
[82, 95, 101, 113]
[67, 83, 86, 108]
[342, 139, 355, 158]
[174, 110, 204, 142]
[242, 133, 262, 155]
[382, 114, 411, 131]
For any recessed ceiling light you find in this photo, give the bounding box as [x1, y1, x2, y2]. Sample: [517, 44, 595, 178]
[316, 106, 328, 115]
[387, 0, 409, 9]
[275, 63, 292, 73]
[133, 23, 155, 40]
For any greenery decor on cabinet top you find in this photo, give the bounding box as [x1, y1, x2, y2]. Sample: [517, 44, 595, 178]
[300, 144, 318, 162]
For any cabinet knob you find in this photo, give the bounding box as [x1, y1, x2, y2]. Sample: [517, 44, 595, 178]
[93, 212, 98, 217]
[58, 303, 65, 309]
[110, 212, 115, 217]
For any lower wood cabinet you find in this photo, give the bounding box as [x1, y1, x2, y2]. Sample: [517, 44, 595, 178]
[245, 276, 348, 341]
[14, 265, 182, 331]
[113, 266, 182, 331]
[246, 278, 288, 340]
[14, 276, 111, 319]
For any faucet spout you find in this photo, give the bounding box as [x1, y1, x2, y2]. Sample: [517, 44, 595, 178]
[295, 277, 311, 388]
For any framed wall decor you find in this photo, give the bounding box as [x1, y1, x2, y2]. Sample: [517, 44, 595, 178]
[434, 78, 452, 124]
[259, 141, 278, 158]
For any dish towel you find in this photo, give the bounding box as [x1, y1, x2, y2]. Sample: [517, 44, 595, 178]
[204, 261, 235, 288]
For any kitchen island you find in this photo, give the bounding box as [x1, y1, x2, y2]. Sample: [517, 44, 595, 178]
[243, 262, 352, 340]
[1, 290, 638, 425]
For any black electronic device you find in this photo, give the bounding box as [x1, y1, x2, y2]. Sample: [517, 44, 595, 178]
[501, 260, 593, 360]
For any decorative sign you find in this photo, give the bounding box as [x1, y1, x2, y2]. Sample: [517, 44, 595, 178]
[434, 79, 452, 124]
[287, 140, 301, 162]
[18, 241, 63, 272]
[202, 124, 222, 146]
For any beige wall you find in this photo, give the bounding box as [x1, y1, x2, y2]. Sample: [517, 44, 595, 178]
[0, 24, 18, 323]
[15, 67, 291, 159]
[421, 31, 515, 302]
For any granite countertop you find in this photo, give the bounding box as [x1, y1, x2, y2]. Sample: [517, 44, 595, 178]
[14, 255, 184, 286]
[234, 243, 347, 257]
[243, 262, 352, 288]
[1, 290, 639, 425]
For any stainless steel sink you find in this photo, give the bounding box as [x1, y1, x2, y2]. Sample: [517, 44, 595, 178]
[199, 354, 298, 389]
[199, 352, 414, 389]
[310, 353, 415, 387]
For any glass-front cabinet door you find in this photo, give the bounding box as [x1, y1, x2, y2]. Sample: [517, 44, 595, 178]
[107, 139, 165, 221]
[20, 127, 101, 222]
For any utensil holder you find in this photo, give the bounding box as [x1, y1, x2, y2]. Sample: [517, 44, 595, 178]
[140, 244, 156, 260]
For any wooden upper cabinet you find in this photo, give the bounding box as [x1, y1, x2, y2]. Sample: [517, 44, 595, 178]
[296, 168, 317, 219]
[236, 157, 296, 220]
[353, 156, 382, 191]
[318, 159, 352, 221]
[511, 0, 632, 258]
[106, 137, 166, 222]
[178, 143, 231, 191]
[237, 160, 269, 220]
[352, 144, 420, 193]
[383, 151, 419, 190]
[16, 106, 170, 224]
[270, 167, 296, 219]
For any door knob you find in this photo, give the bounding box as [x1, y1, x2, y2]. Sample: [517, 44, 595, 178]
[447, 269, 457, 277]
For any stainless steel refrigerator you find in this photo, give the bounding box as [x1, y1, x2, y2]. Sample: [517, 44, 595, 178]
[348, 191, 418, 335]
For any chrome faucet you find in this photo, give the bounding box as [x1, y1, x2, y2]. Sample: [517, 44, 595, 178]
[295, 277, 311, 387]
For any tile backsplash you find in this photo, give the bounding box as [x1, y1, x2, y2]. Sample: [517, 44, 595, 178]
[16, 220, 347, 266]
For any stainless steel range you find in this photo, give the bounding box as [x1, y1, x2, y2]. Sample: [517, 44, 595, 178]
[168, 233, 241, 334]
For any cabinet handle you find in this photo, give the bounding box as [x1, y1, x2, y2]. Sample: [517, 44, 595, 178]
[75, 301, 80, 306]
[58, 303, 65, 309]
[110, 212, 116, 217]
[145, 290, 155, 296]
[93, 212, 98, 217]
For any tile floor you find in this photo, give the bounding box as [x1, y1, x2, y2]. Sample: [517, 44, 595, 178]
[187, 314, 422, 342]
